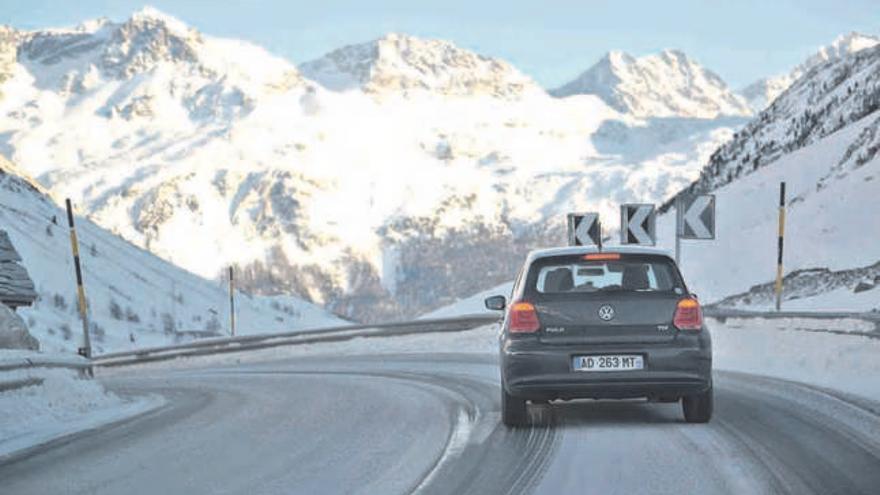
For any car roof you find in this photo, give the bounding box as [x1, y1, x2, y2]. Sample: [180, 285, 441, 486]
[525, 245, 674, 264]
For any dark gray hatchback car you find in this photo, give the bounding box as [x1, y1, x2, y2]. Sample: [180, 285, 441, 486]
[485, 246, 712, 427]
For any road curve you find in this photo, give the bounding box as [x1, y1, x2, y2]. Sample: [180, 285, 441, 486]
[1, 352, 879, 495]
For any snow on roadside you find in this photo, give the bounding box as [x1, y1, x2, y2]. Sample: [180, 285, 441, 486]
[0, 355, 163, 460]
[727, 286, 880, 313]
[710, 317, 880, 400]
[420, 282, 512, 319]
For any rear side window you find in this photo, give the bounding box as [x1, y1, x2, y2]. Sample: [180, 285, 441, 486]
[530, 255, 684, 295]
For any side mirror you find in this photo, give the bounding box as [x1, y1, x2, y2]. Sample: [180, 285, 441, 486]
[484, 295, 507, 311]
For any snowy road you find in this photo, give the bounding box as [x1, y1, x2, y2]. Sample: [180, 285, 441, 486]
[1, 352, 879, 494]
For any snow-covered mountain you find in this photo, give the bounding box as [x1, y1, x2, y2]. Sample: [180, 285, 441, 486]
[741, 32, 880, 112]
[655, 44, 880, 310]
[4, 6, 303, 128]
[0, 9, 748, 321]
[551, 50, 752, 119]
[300, 33, 542, 98]
[0, 153, 344, 354]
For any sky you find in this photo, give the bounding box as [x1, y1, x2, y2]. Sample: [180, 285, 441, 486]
[1, 0, 878, 88]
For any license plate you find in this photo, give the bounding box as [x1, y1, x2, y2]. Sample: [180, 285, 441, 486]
[573, 355, 644, 372]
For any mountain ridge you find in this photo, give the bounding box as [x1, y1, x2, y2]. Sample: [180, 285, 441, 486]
[551, 49, 752, 119]
[740, 32, 880, 112]
[299, 32, 542, 98]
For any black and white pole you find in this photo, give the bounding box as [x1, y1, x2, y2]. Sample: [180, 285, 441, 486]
[228, 266, 236, 337]
[775, 182, 786, 312]
[65, 199, 92, 363]
[674, 196, 683, 265]
[675, 224, 681, 266]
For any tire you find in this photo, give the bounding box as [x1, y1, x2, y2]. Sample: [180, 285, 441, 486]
[501, 386, 528, 428]
[682, 384, 713, 423]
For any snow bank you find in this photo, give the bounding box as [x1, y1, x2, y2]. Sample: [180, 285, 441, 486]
[710, 317, 880, 400]
[730, 286, 880, 313]
[0, 355, 163, 459]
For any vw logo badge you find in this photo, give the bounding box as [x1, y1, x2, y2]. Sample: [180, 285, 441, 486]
[598, 305, 615, 321]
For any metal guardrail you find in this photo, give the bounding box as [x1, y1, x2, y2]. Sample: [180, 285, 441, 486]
[0, 316, 498, 375]
[0, 355, 93, 373]
[91, 315, 500, 368]
[704, 308, 880, 321]
[703, 308, 880, 337]
[2, 309, 876, 376]
[0, 355, 94, 390]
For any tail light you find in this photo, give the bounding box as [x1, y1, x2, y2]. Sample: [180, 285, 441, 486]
[583, 252, 621, 261]
[508, 301, 540, 333]
[673, 298, 703, 331]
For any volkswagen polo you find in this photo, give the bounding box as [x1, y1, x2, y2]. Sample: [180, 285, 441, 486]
[485, 246, 713, 427]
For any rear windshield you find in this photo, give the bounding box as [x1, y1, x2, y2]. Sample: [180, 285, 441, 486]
[528, 255, 685, 295]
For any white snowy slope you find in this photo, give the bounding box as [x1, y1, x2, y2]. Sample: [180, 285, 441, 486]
[0, 154, 345, 354]
[741, 32, 880, 112]
[657, 116, 880, 307]
[552, 50, 753, 118]
[656, 45, 880, 309]
[0, 8, 747, 320]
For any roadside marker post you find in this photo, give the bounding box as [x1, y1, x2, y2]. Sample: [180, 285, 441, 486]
[567, 213, 602, 249]
[620, 204, 657, 246]
[228, 266, 236, 337]
[675, 194, 716, 265]
[775, 182, 786, 312]
[65, 199, 93, 374]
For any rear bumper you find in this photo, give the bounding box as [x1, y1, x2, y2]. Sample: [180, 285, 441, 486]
[501, 336, 712, 401]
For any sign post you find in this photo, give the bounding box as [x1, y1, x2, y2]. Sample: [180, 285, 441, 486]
[620, 204, 656, 246]
[775, 182, 786, 311]
[228, 266, 236, 337]
[567, 213, 602, 248]
[675, 194, 716, 265]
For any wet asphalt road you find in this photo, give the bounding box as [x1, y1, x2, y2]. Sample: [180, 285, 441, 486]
[2, 353, 879, 495]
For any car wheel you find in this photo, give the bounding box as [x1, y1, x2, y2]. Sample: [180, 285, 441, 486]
[682, 384, 713, 423]
[501, 386, 528, 427]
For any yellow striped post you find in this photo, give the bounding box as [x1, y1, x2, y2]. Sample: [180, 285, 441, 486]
[66, 199, 92, 361]
[775, 183, 786, 312]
